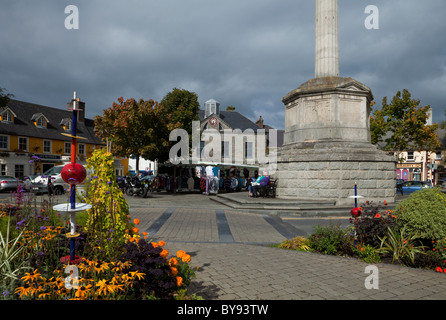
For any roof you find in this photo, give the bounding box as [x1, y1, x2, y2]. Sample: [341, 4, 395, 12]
[0, 99, 103, 145]
[198, 109, 260, 132]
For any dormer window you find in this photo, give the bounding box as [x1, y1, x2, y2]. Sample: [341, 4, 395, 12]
[60, 118, 72, 131]
[31, 113, 49, 128]
[0, 107, 16, 123]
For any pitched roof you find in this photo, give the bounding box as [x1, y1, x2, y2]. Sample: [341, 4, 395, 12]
[0, 99, 103, 145]
[198, 109, 260, 132]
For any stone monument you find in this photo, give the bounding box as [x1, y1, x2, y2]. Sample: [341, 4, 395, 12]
[276, 0, 396, 206]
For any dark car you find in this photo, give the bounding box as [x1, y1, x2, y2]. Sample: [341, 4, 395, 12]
[400, 181, 431, 195]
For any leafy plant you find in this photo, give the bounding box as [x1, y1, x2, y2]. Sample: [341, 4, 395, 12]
[378, 226, 426, 265]
[354, 244, 381, 263]
[308, 223, 354, 256]
[354, 201, 398, 247]
[84, 149, 130, 260]
[0, 216, 32, 297]
[278, 236, 311, 251]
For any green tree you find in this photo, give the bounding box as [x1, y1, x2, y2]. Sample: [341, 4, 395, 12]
[94, 97, 171, 173]
[370, 89, 440, 154]
[0, 87, 14, 109]
[159, 88, 200, 136]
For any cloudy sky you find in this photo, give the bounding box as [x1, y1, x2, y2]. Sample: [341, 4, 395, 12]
[1, 0, 445, 130]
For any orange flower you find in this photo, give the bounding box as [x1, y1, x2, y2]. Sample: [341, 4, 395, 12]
[129, 237, 135, 242]
[133, 218, 140, 225]
[176, 250, 186, 258]
[151, 242, 159, 248]
[133, 227, 139, 234]
[182, 254, 191, 263]
[160, 249, 169, 259]
[169, 257, 178, 266]
[170, 267, 178, 276]
[158, 240, 166, 247]
[176, 276, 183, 287]
[142, 232, 148, 236]
[375, 213, 381, 218]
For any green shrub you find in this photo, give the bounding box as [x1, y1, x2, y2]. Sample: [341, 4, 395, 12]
[395, 188, 446, 241]
[308, 223, 354, 256]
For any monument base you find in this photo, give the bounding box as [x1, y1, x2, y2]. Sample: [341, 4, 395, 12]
[276, 140, 396, 206]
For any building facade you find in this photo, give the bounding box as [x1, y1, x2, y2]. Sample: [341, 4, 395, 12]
[395, 128, 446, 184]
[0, 98, 128, 179]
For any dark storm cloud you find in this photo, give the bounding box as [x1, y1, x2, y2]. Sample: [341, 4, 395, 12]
[0, 0, 445, 130]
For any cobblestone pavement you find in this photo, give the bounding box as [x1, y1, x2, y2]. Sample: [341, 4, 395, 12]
[128, 192, 446, 300]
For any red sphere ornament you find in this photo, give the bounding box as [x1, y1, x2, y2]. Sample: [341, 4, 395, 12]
[350, 207, 362, 218]
[61, 163, 87, 185]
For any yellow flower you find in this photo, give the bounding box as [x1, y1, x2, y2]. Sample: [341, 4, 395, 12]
[129, 271, 145, 280]
[75, 284, 93, 299]
[21, 269, 41, 283]
[15, 284, 34, 298]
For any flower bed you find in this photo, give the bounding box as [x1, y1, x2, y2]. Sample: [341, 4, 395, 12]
[278, 188, 446, 273]
[1, 150, 198, 300]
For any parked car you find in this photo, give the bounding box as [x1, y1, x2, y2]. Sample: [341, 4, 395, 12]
[400, 180, 431, 195]
[0, 176, 24, 192]
[32, 165, 69, 195]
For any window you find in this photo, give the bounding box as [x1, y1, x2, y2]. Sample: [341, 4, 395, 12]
[36, 117, 46, 127]
[64, 142, 71, 155]
[0, 164, 6, 175]
[245, 142, 253, 159]
[43, 140, 51, 153]
[222, 141, 230, 159]
[435, 152, 442, 160]
[78, 143, 85, 155]
[18, 137, 28, 151]
[407, 152, 414, 161]
[0, 135, 8, 150]
[1, 111, 12, 122]
[15, 165, 24, 179]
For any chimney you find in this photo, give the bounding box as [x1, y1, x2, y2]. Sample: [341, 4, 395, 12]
[256, 116, 264, 128]
[67, 93, 85, 122]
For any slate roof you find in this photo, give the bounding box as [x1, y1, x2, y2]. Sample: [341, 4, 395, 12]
[0, 99, 103, 145]
[198, 109, 260, 132]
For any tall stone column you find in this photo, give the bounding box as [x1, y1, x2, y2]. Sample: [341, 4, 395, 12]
[315, 0, 339, 78]
[275, 0, 396, 207]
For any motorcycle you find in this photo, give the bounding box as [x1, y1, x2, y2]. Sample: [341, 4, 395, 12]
[124, 175, 150, 198]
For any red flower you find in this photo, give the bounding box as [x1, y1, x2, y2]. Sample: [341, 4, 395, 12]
[375, 213, 381, 218]
[436, 267, 443, 273]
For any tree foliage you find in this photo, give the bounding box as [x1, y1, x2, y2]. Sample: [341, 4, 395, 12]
[94, 89, 200, 169]
[0, 87, 14, 109]
[94, 97, 171, 170]
[370, 89, 440, 152]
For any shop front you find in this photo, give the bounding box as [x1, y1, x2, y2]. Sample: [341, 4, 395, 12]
[396, 163, 422, 181]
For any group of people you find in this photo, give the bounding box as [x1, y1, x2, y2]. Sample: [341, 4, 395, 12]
[247, 171, 270, 197]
